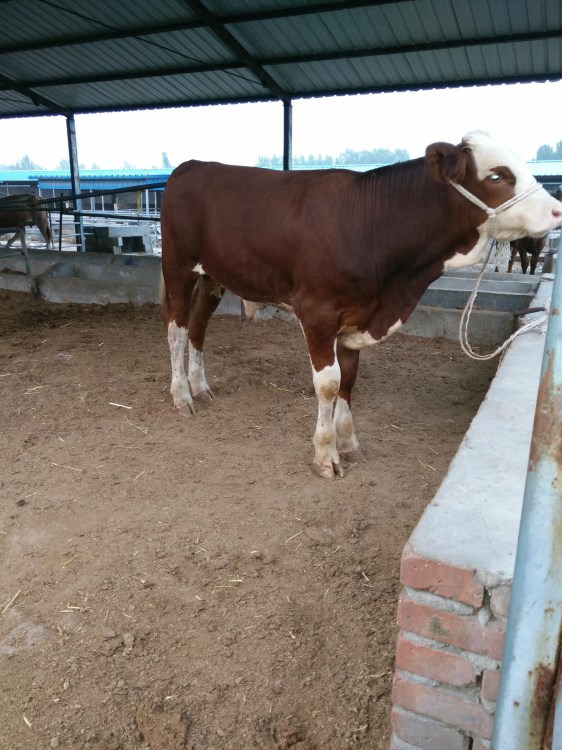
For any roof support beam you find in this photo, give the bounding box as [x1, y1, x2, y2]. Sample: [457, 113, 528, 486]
[4, 28, 560, 93]
[0, 1, 409, 56]
[0, 72, 64, 112]
[65, 115, 85, 252]
[283, 99, 292, 171]
[179, 0, 288, 99]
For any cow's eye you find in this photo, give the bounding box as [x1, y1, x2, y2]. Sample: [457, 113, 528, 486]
[488, 172, 503, 182]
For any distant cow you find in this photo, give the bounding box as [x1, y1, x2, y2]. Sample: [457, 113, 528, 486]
[0, 193, 52, 251]
[508, 235, 547, 274]
[160, 131, 562, 478]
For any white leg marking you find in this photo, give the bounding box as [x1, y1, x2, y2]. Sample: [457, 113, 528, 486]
[167, 321, 194, 412]
[334, 397, 359, 455]
[188, 341, 214, 400]
[312, 356, 341, 477]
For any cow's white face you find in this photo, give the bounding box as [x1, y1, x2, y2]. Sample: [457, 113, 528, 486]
[464, 131, 562, 240]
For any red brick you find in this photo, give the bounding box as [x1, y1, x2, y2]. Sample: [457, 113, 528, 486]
[391, 705, 470, 750]
[396, 632, 477, 687]
[401, 543, 485, 607]
[397, 592, 505, 660]
[481, 668, 501, 702]
[490, 586, 511, 620]
[392, 673, 494, 739]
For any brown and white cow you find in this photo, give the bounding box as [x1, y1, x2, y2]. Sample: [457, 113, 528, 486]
[160, 131, 562, 478]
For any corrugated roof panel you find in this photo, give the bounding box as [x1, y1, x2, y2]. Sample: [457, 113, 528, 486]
[38, 68, 264, 111]
[2, 29, 236, 83]
[5, 0, 200, 45]
[0, 0, 560, 118]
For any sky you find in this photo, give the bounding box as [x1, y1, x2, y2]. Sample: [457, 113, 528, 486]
[0, 79, 561, 171]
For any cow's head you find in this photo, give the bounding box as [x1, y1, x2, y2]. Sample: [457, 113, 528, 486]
[425, 131, 562, 240]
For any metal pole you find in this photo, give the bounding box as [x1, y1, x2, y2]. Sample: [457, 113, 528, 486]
[283, 99, 292, 171]
[492, 232, 562, 749]
[65, 114, 85, 251]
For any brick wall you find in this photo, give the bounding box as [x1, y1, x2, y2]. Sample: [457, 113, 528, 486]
[387, 282, 550, 749]
[390, 543, 510, 749]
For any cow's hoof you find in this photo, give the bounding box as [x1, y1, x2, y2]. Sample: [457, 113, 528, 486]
[311, 461, 344, 479]
[190, 383, 215, 401]
[175, 401, 196, 416]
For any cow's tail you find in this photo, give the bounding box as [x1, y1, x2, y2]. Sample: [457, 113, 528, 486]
[159, 270, 166, 307]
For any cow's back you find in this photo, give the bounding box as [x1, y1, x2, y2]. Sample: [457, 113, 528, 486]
[161, 160, 362, 304]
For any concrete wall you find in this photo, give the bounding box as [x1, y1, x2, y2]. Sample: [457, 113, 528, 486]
[389, 279, 552, 749]
[0, 251, 539, 349]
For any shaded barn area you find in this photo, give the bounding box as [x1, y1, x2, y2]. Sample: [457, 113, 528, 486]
[2, 2, 562, 747]
[0, 289, 496, 749]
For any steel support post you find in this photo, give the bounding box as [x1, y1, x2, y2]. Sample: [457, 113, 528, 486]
[492, 232, 562, 749]
[66, 114, 85, 251]
[283, 99, 292, 171]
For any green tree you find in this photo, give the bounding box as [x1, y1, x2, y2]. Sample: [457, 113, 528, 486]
[536, 144, 555, 160]
[256, 154, 283, 167]
[536, 141, 562, 160]
[335, 147, 409, 165]
[15, 154, 44, 170]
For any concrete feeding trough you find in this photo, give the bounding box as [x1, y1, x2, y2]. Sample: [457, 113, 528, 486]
[402, 269, 540, 347]
[84, 224, 152, 254]
[0, 250, 161, 303]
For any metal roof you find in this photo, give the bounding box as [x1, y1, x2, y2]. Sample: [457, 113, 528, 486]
[0, 0, 561, 120]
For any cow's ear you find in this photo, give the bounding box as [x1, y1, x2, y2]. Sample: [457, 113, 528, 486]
[425, 142, 470, 184]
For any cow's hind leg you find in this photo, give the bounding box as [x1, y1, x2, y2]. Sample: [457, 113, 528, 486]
[187, 275, 224, 401]
[334, 343, 363, 465]
[167, 320, 194, 414]
[162, 271, 199, 415]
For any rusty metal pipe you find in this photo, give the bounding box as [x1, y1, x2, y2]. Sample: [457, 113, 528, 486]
[492, 232, 562, 749]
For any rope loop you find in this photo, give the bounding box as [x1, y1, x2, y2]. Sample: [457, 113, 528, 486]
[458, 239, 549, 361]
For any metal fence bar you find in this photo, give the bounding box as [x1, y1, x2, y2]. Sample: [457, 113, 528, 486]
[492, 233, 562, 749]
[36, 181, 168, 206]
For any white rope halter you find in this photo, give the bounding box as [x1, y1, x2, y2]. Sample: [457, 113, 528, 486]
[450, 180, 543, 238]
[449, 179, 548, 360]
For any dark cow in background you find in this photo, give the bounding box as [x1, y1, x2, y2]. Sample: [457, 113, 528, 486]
[161, 131, 562, 478]
[0, 193, 53, 297]
[508, 235, 547, 274]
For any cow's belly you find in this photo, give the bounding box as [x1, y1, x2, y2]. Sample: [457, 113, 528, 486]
[338, 319, 403, 350]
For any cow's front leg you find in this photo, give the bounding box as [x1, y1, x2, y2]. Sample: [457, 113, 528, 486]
[311, 357, 342, 479]
[334, 397, 361, 462]
[334, 344, 363, 464]
[168, 321, 195, 414]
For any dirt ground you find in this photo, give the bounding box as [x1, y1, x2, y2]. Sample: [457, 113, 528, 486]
[0, 289, 497, 750]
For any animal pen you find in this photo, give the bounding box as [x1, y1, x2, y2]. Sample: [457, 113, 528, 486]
[1, 176, 562, 747]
